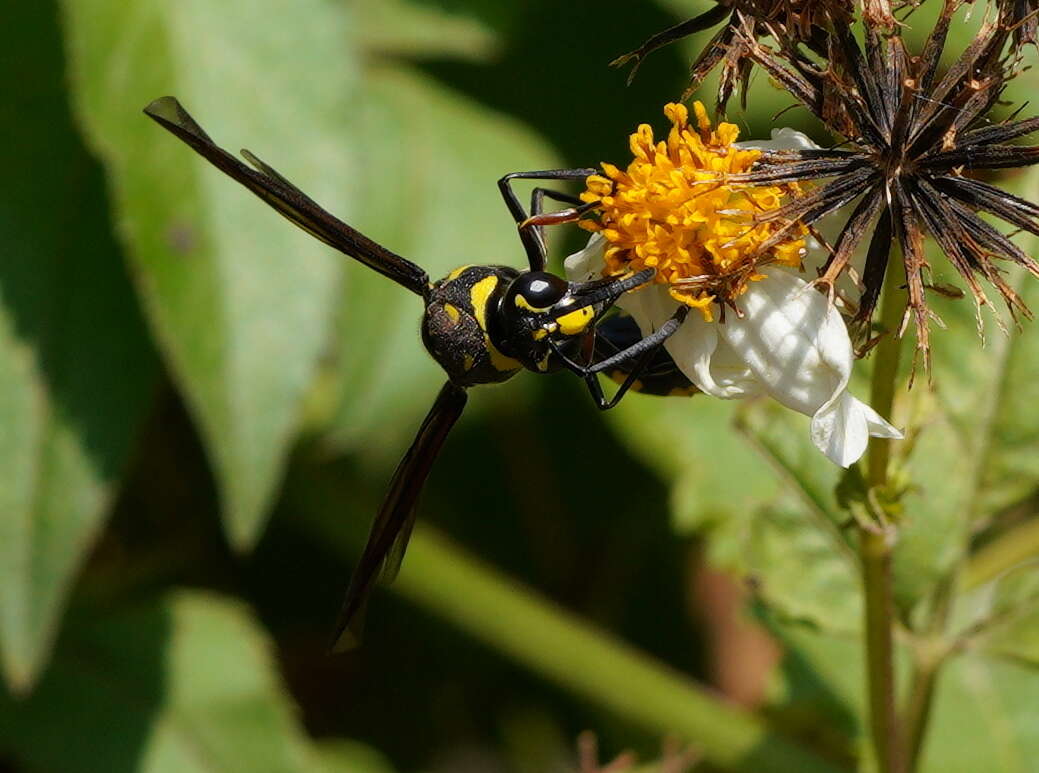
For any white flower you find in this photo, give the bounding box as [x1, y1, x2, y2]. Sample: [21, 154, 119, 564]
[566, 232, 902, 467]
[568, 106, 902, 467]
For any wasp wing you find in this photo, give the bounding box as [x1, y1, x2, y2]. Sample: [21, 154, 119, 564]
[331, 381, 468, 651]
[143, 96, 429, 297]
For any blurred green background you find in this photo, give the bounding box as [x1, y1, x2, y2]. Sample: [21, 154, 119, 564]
[3, 1, 1039, 772]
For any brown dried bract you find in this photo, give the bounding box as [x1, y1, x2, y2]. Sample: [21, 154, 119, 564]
[612, 0, 856, 113]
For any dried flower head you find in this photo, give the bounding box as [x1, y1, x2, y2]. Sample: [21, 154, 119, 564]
[611, 0, 862, 113]
[999, 0, 1039, 48]
[731, 0, 1039, 368]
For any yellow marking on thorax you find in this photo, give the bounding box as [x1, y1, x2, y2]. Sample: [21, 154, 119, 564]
[447, 264, 474, 280]
[555, 305, 594, 336]
[471, 275, 522, 373]
[443, 303, 461, 324]
[533, 328, 548, 341]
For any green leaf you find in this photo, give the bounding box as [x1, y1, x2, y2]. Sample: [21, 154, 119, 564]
[60, 0, 354, 548]
[741, 506, 861, 634]
[609, 398, 781, 532]
[928, 272, 1039, 524]
[355, 0, 499, 61]
[765, 618, 864, 753]
[610, 395, 862, 634]
[312, 740, 398, 773]
[736, 401, 846, 529]
[0, 1, 155, 691]
[0, 591, 323, 773]
[891, 396, 973, 621]
[953, 561, 1039, 668]
[918, 654, 1039, 772]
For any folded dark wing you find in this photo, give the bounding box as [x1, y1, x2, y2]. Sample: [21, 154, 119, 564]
[330, 381, 468, 651]
[144, 96, 429, 296]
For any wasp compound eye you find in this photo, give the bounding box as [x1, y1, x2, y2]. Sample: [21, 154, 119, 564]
[508, 271, 569, 312]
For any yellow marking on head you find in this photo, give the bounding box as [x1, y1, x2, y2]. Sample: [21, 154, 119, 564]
[448, 264, 474, 280]
[514, 293, 552, 312]
[555, 305, 594, 336]
[471, 275, 522, 373]
[443, 303, 461, 324]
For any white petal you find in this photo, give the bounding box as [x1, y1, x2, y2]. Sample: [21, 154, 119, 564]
[859, 402, 904, 439]
[716, 268, 900, 465]
[811, 394, 903, 467]
[738, 127, 819, 152]
[666, 316, 762, 399]
[614, 285, 762, 400]
[564, 233, 607, 282]
[620, 283, 675, 335]
[717, 269, 843, 413]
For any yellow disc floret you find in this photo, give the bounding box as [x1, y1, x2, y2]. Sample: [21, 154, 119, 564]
[579, 102, 807, 321]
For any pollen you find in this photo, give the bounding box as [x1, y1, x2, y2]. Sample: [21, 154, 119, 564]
[579, 102, 807, 320]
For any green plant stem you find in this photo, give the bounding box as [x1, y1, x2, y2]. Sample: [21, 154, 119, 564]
[963, 516, 1039, 590]
[866, 271, 904, 488]
[293, 476, 842, 773]
[862, 259, 905, 773]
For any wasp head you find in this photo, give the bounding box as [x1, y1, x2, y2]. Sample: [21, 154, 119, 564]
[422, 264, 619, 386]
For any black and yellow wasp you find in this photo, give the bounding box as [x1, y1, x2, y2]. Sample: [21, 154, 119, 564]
[144, 97, 695, 649]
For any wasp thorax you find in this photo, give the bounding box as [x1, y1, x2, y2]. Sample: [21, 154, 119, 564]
[421, 265, 522, 387]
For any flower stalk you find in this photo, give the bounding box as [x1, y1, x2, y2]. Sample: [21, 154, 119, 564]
[861, 254, 905, 773]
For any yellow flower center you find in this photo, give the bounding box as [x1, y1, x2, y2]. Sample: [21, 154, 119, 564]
[579, 102, 807, 321]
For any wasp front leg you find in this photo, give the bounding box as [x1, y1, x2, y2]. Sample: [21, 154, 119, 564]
[497, 168, 597, 271]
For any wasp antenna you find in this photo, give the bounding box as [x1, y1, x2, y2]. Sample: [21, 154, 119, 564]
[144, 96, 431, 297]
[562, 268, 656, 315]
